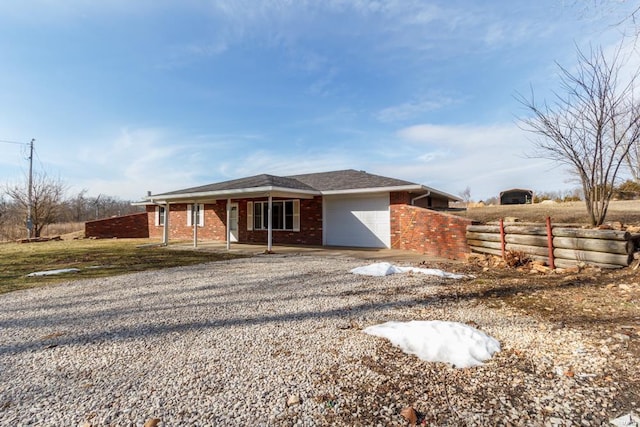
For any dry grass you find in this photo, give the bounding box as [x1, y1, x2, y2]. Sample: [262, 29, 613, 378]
[0, 238, 246, 294]
[441, 261, 640, 410]
[1, 221, 85, 242]
[40, 221, 84, 237]
[458, 200, 640, 225]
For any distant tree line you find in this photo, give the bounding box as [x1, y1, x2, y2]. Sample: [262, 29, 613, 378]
[470, 180, 640, 206]
[1, 172, 142, 240]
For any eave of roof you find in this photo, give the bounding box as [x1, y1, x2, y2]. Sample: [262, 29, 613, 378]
[139, 169, 460, 203]
[420, 185, 461, 202]
[147, 186, 321, 203]
[320, 184, 423, 195]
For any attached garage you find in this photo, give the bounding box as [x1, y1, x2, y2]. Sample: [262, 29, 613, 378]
[323, 193, 391, 248]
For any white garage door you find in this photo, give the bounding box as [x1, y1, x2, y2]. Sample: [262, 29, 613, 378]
[324, 194, 391, 248]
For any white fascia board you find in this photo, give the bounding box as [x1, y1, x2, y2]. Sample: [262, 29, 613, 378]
[320, 185, 423, 196]
[422, 185, 461, 201]
[132, 199, 170, 206]
[145, 186, 320, 202]
[320, 185, 460, 201]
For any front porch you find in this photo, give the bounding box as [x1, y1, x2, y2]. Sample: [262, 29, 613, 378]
[160, 240, 458, 264]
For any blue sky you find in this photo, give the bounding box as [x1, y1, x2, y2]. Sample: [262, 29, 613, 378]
[0, 0, 637, 201]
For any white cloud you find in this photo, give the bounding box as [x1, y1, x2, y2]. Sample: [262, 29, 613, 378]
[307, 67, 340, 96]
[216, 148, 356, 179]
[372, 122, 574, 200]
[397, 123, 521, 149]
[376, 95, 459, 123]
[47, 122, 576, 203]
[484, 23, 505, 46]
[66, 128, 229, 199]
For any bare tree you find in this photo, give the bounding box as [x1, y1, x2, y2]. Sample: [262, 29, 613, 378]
[519, 45, 640, 226]
[458, 186, 472, 206]
[5, 172, 68, 238]
[573, 1, 640, 37]
[626, 138, 640, 181]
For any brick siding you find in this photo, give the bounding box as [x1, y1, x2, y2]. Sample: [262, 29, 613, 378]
[241, 196, 323, 245]
[146, 196, 323, 246]
[147, 203, 226, 240]
[390, 202, 472, 260]
[85, 213, 149, 239]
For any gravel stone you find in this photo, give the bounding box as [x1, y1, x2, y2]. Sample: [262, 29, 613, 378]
[0, 255, 630, 426]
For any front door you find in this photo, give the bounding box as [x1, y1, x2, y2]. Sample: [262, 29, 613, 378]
[229, 203, 239, 242]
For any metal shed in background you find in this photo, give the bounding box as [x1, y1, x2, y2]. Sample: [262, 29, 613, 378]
[500, 188, 534, 205]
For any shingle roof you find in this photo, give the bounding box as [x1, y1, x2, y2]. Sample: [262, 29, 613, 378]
[157, 174, 316, 196]
[287, 169, 417, 191]
[148, 169, 456, 200]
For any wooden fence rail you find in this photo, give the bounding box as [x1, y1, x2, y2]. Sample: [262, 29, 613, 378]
[466, 220, 640, 269]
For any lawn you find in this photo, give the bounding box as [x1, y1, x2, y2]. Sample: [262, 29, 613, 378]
[458, 199, 640, 225]
[0, 238, 246, 294]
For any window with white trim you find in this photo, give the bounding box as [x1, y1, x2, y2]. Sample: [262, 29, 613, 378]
[155, 206, 166, 226]
[187, 204, 205, 227]
[250, 200, 300, 231]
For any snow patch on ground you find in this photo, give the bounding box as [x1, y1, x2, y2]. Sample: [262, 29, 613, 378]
[26, 268, 81, 277]
[610, 412, 640, 427]
[363, 320, 501, 368]
[350, 262, 467, 279]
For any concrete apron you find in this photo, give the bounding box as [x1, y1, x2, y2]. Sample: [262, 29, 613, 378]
[165, 240, 458, 265]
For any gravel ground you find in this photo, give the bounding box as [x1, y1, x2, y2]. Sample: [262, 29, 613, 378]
[0, 254, 633, 426]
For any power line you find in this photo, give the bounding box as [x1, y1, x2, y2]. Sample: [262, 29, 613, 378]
[33, 145, 46, 172]
[0, 139, 29, 145]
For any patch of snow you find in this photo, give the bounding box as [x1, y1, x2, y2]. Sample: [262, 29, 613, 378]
[26, 268, 81, 277]
[610, 412, 640, 427]
[363, 320, 501, 369]
[351, 262, 404, 276]
[350, 262, 467, 279]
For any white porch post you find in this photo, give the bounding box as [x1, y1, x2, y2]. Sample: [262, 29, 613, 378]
[267, 194, 273, 252]
[192, 203, 198, 248]
[226, 198, 231, 250]
[162, 202, 170, 246]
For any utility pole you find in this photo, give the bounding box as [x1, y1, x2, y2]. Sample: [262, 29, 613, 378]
[26, 138, 34, 239]
[95, 194, 101, 220]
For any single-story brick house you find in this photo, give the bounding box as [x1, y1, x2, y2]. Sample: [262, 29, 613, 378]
[137, 169, 470, 258]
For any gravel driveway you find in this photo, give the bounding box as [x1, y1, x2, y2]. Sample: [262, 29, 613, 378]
[0, 255, 626, 426]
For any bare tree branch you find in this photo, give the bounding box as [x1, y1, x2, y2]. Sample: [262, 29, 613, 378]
[4, 172, 68, 238]
[518, 45, 640, 226]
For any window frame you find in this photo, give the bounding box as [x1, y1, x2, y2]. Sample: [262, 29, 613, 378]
[187, 203, 205, 227]
[250, 199, 300, 231]
[155, 206, 166, 227]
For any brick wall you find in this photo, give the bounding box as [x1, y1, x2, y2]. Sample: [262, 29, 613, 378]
[85, 213, 149, 239]
[147, 203, 227, 240]
[390, 203, 472, 260]
[147, 205, 161, 239]
[241, 196, 323, 245]
[146, 196, 323, 245]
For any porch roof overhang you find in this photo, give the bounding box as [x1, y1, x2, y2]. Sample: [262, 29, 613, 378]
[141, 186, 321, 204]
[135, 183, 461, 205]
